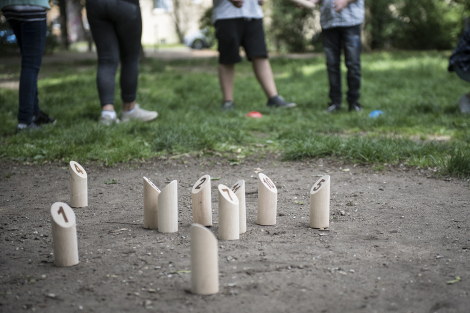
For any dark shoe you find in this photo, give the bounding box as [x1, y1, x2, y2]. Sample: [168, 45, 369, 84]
[15, 122, 39, 134]
[33, 111, 56, 125]
[325, 103, 341, 113]
[267, 95, 296, 108]
[349, 103, 363, 112]
[222, 101, 235, 111]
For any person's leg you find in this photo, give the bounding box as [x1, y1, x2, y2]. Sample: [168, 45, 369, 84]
[215, 19, 242, 108]
[251, 57, 277, 99]
[218, 63, 235, 102]
[322, 27, 342, 109]
[244, 19, 294, 108]
[86, 0, 120, 110]
[454, 65, 470, 113]
[110, 0, 142, 110]
[343, 24, 362, 109]
[9, 19, 47, 125]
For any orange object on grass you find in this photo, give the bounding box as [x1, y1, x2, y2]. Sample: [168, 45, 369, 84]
[245, 111, 263, 118]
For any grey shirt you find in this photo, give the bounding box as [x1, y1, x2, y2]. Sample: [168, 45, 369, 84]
[212, 0, 263, 24]
[319, 0, 364, 29]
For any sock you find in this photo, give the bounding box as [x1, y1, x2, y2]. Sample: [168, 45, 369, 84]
[124, 108, 135, 114]
[101, 110, 117, 119]
[17, 123, 29, 129]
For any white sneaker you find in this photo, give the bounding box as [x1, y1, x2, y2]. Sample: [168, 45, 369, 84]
[99, 115, 120, 125]
[121, 104, 158, 122]
[458, 94, 470, 114]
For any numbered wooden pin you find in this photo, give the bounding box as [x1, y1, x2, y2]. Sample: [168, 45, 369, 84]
[217, 184, 239, 240]
[310, 175, 330, 229]
[158, 180, 178, 233]
[257, 173, 277, 226]
[232, 180, 246, 234]
[51, 202, 79, 267]
[69, 161, 87, 208]
[190, 224, 218, 295]
[143, 177, 160, 229]
[191, 175, 212, 226]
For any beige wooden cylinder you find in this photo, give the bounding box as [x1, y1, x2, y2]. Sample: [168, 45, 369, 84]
[232, 180, 246, 234]
[143, 177, 160, 229]
[69, 161, 87, 208]
[191, 175, 212, 226]
[217, 184, 239, 241]
[158, 180, 178, 233]
[289, 0, 315, 9]
[310, 175, 330, 229]
[257, 173, 277, 225]
[51, 202, 79, 267]
[190, 224, 218, 295]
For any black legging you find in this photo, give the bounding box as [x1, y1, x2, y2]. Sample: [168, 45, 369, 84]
[86, 0, 142, 107]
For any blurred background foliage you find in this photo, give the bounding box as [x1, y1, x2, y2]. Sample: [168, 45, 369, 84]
[264, 0, 470, 52]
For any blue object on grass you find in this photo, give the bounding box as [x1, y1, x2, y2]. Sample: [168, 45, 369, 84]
[369, 110, 383, 118]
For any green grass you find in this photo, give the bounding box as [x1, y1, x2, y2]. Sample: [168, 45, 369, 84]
[0, 51, 469, 177]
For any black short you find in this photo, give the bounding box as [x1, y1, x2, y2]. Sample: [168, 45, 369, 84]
[215, 18, 268, 64]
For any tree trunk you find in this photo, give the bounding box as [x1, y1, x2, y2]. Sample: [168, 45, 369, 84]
[66, 0, 87, 43]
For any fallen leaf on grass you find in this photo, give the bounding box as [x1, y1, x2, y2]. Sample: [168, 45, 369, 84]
[447, 276, 461, 284]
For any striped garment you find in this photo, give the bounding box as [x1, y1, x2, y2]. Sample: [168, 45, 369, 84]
[319, 0, 364, 29]
[2, 5, 47, 21]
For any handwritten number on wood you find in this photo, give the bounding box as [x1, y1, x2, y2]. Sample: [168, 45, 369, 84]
[313, 179, 325, 191]
[57, 206, 68, 223]
[263, 177, 275, 189]
[222, 188, 233, 201]
[195, 177, 206, 189]
[74, 164, 84, 175]
[232, 184, 240, 193]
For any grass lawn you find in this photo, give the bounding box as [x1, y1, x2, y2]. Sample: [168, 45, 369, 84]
[0, 51, 469, 177]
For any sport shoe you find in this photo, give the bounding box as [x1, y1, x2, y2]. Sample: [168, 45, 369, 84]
[99, 115, 120, 125]
[121, 104, 158, 122]
[458, 94, 470, 113]
[33, 111, 56, 125]
[267, 95, 296, 108]
[222, 101, 235, 111]
[349, 103, 363, 112]
[325, 103, 341, 113]
[15, 122, 39, 134]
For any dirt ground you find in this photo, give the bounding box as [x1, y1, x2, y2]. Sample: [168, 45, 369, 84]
[0, 156, 469, 313]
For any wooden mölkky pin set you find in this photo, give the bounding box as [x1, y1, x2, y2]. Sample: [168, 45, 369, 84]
[51, 161, 331, 295]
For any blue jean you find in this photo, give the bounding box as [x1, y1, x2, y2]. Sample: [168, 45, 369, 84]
[8, 19, 47, 124]
[322, 24, 362, 106]
[86, 0, 142, 107]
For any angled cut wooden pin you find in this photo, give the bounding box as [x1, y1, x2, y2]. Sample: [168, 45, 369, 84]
[69, 161, 87, 208]
[143, 177, 160, 229]
[191, 175, 212, 226]
[217, 184, 239, 240]
[257, 173, 277, 225]
[190, 224, 218, 295]
[310, 175, 330, 229]
[232, 180, 246, 234]
[158, 180, 178, 233]
[51, 202, 79, 267]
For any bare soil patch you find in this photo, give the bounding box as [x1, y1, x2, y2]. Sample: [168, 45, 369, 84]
[0, 157, 469, 313]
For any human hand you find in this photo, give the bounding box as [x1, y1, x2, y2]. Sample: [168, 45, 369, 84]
[294, 0, 318, 9]
[333, 0, 350, 12]
[230, 0, 244, 8]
